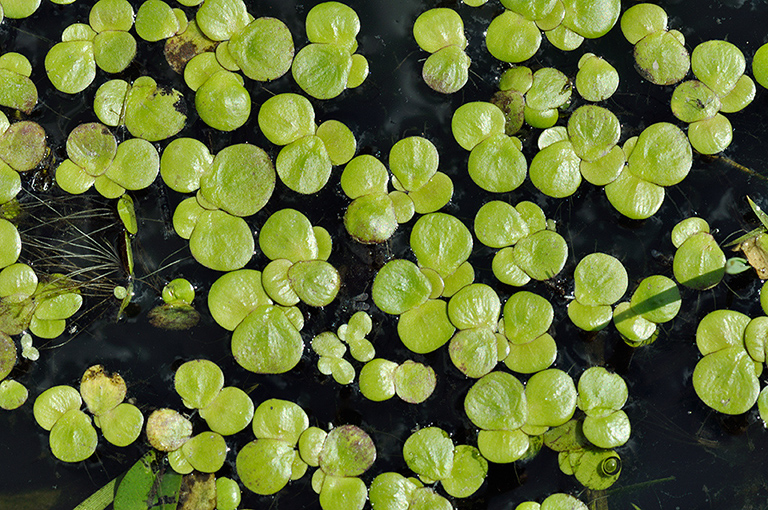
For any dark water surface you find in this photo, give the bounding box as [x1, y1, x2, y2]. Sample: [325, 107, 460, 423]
[1, 0, 768, 509]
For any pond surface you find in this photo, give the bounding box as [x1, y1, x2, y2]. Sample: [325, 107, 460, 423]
[1, 0, 768, 509]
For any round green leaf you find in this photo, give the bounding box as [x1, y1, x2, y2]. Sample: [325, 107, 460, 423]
[753, 43, 768, 89]
[673, 232, 725, 290]
[583, 410, 630, 448]
[477, 429, 529, 464]
[0, 121, 47, 172]
[258, 93, 316, 147]
[236, 439, 296, 495]
[575, 54, 619, 102]
[229, 17, 294, 81]
[189, 210, 254, 271]
[232, 305, 304, 374]
[693, 346, 760, 415]
[452, 102, 506, 151]
[292, 43, 352, 100]
[359, 358, 398, 402]
[305, 1, 360, 48]
[0, 379, 27, 410]
[695, 309, 750, 356]
[200, 143, 275, 217]
[629, 275, 681, 324]
[579, 145, 625, 186]
[99, 402, 144, 447]
[0, 220, 19, 270]
[474, 200, 529, 249]
[174, 359, 224, 410]
[411, 213, 472, 277]
[319, 425, 376, 477]
[467, 134, 527, 193]
[688, 113, 733, 155]
[319, 475, 367, 510]
[620, 3, 667, 45]
[372, 259, 432, 315]
[561, 0, 619, 38]
[0, 263, 38, 303]
[123, 77, 186, 142]
[369, 472, 418, 510]
[397, 299, 455, 354]
[389, 136, 439, 193]
[513, 229, 568, 281]
[633, 31, 690, 86]
[288, 260, 341, 307]
[503, 291, 553, 344]
[252, 398, 308, 445]
[465, 371, 527, 431]
[103, 138, 159, 191]
[447, 284, 501, 330]
[145, 408, 192, 451]
[402, 427, 454, 481]
[525, 369, 577, 428]
[341, 155, 388, 199]
[485, 10, 541, 63]
[441, 445, 487, 498]
[263, 259, 301, 306]
[627, 122, 691, 186]
[344, 193, 398, 244]
[394, 360, 437, 404]
[276, 135, 333, 194]
[195, 71, 251, 131]
[316, 120, 356, 166]
[719, 74, 755, 113]
[613, 302, 657, 345]
[80, 364, 126, 416]
[413, 8, 466, 53]
[259, 208, 318, 263]
[135, 0, 180, 41]
[577, 367, 628, 417]
[45, 41, 96, 94]
[529, 140, 581, 198]
[567, 105, 620, 163]
[604, 168, 665, 220]
[160, 138, 212, 193]
[49, 409, 97, 462]
[93, 31, 136, 74]
[208, 270, 271, 331]
[422, 46, 470, 94]
[691, 40, 745, 97]
[670, 80, 720, 123]
[449, 327, 498, 379]
[34, 385, 82, 431]
[503, 333, 557, 374]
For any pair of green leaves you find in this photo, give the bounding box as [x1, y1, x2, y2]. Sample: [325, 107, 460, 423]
[292, 2, 368, 100]
[57, 123, 161, 199]
[402, 427, 488, 499]
[413, 8, 470, 94]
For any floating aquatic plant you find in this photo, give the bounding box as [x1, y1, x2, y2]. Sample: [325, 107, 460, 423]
[4, 0, 768, 509]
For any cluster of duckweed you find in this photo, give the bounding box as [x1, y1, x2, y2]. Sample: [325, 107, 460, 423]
[57, 121, 163, 198]
[311, 311, 374, 384]
[33, 365, 143, 461]
[341, 136, 454, 244]
[413, 8, 470, 94]
[1, 0, 768, 508]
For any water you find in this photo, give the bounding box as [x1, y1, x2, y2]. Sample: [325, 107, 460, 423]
[1, 0, 768, 509]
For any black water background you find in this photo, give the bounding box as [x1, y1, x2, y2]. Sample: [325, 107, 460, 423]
[1, 0, 768, 509]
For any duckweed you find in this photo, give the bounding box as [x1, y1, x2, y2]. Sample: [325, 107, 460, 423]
[5, 0, 768, 508]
